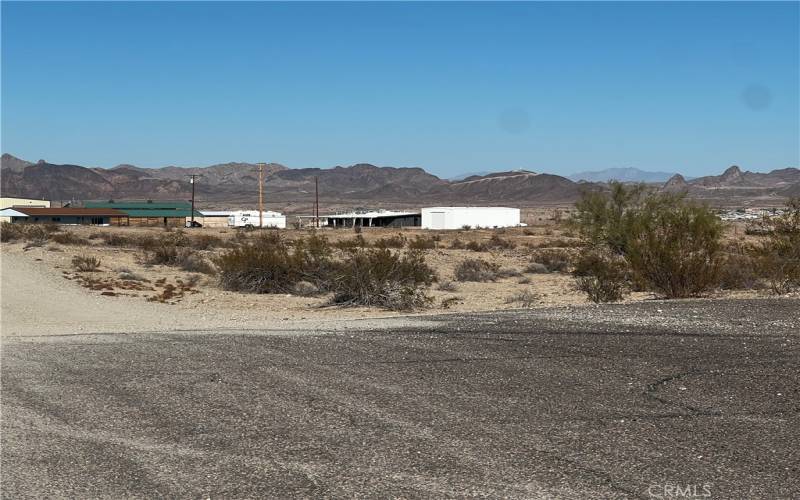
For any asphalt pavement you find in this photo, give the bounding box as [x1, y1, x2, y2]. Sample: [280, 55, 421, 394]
[2, 299, 799, 499]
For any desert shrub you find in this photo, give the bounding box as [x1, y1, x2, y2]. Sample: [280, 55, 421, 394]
[353, 224, 362, 234]
[530, 249, 571, 273]
[572, 183, 724, 298]
[461, 225, 472, 230]
[572, 250, 630, 303]
[496, 267, 523, 278]
[505, 289, 539, 308]
[190, 234, 224, 250]
[753, 199, 800, 294]
[42, 223, 60, 233]
[328, 248, 435, 310]
[72, 255, 102, 272]
[179, 253, 216, 275]
[51, 231, 89, 245]
[523, 228, 535, 236]
[465, 240, 489, 252]
[449, 238, 465, 249]
[146, 244, 181, 265]
[488, 234, 515, 250]
[1, 222, 23, 242]
[408, 235, 437, 250]
[437, 280, 458, 292]
[98, 232, 131, 247]
[517, 276, 531, 284]
[215, 233, 333, 294]
[454, 258, 500, 282]
[333, 235, 369, 250]
[374, 234, 407, 249]
[292, 280, 319, 296]
[524, 262, 549, 274]
[625, 202, 723, 298]
[718, 244, 760, 290]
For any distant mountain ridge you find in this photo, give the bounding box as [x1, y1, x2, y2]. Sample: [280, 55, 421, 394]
[2, 154, 797, 209]
[569, 167, 681, 183]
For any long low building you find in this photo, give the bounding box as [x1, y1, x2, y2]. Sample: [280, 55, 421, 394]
[85, 200, 201, 227]
[421, 207, 521, 230]
[0, 207, 126, 225]
[325, 210, 421, 228]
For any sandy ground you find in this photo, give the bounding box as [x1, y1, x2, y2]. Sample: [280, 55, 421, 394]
[0, 224, 782, 337]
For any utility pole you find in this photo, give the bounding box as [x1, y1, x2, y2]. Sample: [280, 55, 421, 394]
[315, 176, 320, 228]
[189, 174, 198, 227]
[257, 163, 265, 229]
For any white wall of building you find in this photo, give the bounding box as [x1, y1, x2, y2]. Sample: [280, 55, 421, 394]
[228, 210, 287, 228]
[421, 207, 520, 230]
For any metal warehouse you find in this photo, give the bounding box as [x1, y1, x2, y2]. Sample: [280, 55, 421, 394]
[421, 207, 521, 230]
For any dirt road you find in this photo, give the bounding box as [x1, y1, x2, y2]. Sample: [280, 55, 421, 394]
[3, 300, 798, 498]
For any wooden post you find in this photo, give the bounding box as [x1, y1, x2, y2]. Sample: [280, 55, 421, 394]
[260, 164, 264, 229]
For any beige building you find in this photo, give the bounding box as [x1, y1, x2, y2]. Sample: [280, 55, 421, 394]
[0, 197, 51, 210]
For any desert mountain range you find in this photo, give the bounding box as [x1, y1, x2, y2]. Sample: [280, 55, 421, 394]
[1, 154, 797, 210]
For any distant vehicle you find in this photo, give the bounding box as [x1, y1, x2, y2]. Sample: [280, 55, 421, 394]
[227, 210, 287, 229]
[185, 220, 203, 228]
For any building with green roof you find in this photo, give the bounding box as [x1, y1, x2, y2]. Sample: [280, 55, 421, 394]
[85, 200, 202, 227]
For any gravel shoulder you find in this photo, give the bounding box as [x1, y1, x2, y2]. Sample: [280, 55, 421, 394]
[2, 299, 798, 498]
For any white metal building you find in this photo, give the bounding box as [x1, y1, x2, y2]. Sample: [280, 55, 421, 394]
[228, 210, 287, 228]
[421, 207, 521, 230]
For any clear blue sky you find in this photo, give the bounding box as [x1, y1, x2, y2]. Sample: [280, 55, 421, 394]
[2, 1, 798, 178]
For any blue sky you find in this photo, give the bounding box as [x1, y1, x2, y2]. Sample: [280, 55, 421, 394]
[2, 1, 798, 178]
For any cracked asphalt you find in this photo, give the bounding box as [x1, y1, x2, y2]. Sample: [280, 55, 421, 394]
[2, 299, 799, 498]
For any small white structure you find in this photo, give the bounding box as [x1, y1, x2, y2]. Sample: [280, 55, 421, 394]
[228, 210, 287, 228]
[421, 207, 521, 230]
[0, 208, 30, 224]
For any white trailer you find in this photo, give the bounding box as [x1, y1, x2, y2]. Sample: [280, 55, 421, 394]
[421, 207, 521, 230]
[228, 210, 287, 229]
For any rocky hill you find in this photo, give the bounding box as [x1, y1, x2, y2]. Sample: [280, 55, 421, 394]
[2, 154, 797, 209]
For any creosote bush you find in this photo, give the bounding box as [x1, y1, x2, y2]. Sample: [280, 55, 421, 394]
[329, 248, 435, 310]
[407, 235, 437, 250]
[454, 258, 500, 282]
[530, 249, 571, 273]
[373, 234, 407, 249]
[754, 198, 800, 294]
[572, 182, 724, 298]
[465, 240, 489, 252]
[572, 250, 629, 303]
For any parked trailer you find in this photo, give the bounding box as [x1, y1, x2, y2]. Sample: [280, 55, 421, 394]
[227, 211, 287, 229]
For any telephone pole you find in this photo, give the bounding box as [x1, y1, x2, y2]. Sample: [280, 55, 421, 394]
[257, 163, 265, 229]
[188, 174, 198, 227]
[315, 176, 320, 228]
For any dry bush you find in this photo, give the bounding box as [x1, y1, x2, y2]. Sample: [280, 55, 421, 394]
[190, 234, 224, 250]
[292, 280, 319, 296]
[449, 238, 466, 249]
[97, 232, 132, 247]
[488, 234, 515, 250]
[215, 233, 333, 294]
[753, 199, 800, 294]
[718, 244, 760, 290]
[465, 240, 489, 252]
[572, 183, 724, 298]
[436, 280, 458, 292]
[496, 267, 523, 278]
[373, 234, 407, 249]
[530, 249, 571, 273]
[329, 248, 435, 310]
[2, 223, 53, 245]
[51, 231, 90, 245]
[572, 250, 630, 303]
[408, 235, 437, 250]
[505, 289, 539, 308]
[333, 234, 369, 250]
[1, 222, 23, 242]
[72, 255, 102, 272]
[455, 258, 500, 282]
[178, 253, 216, 275]
[524, 262, 549, 274]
